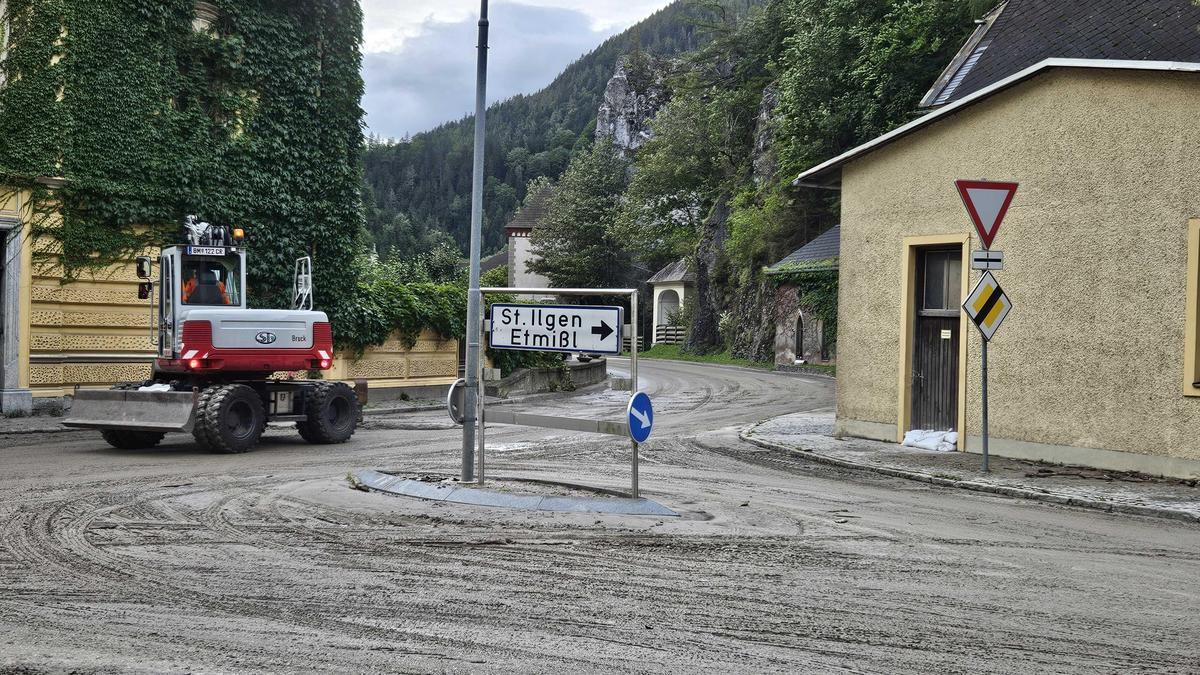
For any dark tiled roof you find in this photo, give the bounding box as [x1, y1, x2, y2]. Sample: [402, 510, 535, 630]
[505, 185, 555, 233]
[767, 226, 840, 274]
[481, 247, 507, 273]
[647, 258, 694, 284]
[924, 0, 1200, 107]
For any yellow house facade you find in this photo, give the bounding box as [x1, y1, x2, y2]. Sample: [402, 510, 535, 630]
[0, 191, 458, 413]
[795, 60, 1200, 479]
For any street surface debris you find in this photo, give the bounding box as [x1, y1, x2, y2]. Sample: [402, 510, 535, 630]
[1, 361, 1197, 673]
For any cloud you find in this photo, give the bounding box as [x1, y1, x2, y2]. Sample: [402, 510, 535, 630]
[360, 1, 668, 139]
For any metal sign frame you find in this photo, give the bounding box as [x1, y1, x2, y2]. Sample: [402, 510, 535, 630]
[475, 287, 644, 497]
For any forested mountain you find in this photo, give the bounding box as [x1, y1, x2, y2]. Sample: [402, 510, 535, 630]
[360, 0, 764, 258]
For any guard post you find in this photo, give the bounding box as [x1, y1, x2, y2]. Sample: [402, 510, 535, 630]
[475, 287, 644, 497]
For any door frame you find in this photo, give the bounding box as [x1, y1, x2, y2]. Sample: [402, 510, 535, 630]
[897, 234, 970, 450]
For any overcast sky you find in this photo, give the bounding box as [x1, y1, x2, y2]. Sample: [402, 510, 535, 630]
[360, 0, 673, 140]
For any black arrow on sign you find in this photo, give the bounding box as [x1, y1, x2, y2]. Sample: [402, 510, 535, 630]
[591, 321, 613, 340]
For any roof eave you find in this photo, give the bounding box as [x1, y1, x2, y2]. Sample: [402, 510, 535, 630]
[793, 59, 1200, 186]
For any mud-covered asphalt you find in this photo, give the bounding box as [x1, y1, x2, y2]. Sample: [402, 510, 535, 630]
[1, 359, 1197, 673]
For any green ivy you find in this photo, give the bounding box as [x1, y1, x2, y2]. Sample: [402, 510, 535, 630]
[773, 267, 838, 347]
[0, 0, 365, 340]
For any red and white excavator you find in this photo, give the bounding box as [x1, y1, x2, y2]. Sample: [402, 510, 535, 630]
[64, 216, 361, 453]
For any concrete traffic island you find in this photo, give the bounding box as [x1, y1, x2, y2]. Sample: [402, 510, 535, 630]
[352, 469, 678, 517]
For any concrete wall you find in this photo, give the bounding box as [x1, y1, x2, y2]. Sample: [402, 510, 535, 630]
[835, 68, 1200, 476]
[485, 358, 607, 398]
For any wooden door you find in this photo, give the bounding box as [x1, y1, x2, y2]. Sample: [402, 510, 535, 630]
[911, 248, 961, 431]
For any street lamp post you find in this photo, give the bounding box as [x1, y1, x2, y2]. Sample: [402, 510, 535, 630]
[461, 0, 489, 482]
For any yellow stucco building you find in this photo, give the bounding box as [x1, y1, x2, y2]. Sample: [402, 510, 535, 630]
[795, 59, 1200, 478]
[0, 190, 458, 413]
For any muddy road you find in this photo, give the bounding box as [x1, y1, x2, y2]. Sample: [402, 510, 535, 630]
[1, 359, 1197, 673]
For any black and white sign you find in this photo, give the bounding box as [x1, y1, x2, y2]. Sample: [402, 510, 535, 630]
[970, 249, 1005, 271]
[489, 304, 622, 355]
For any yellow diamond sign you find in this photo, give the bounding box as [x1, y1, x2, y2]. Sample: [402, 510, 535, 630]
[963, 271, 1011, 342]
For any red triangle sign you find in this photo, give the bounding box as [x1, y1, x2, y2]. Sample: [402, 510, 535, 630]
[956, 180, 1018, 249]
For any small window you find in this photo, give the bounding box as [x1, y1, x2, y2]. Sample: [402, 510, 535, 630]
[181, 255, 241, 306]
[919, 249, 962, 314]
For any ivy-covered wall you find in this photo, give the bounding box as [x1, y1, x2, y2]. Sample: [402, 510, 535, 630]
[0, 0, 365, 341]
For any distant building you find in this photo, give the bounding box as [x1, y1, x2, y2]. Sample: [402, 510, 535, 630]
[505, 185, 554, 298]
[766, 226, 839, 368]
[794, 0, 1200, 478]
[647, 259, 693, 345]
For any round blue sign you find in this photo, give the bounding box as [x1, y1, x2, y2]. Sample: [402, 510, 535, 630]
[626, 392, 653, 443]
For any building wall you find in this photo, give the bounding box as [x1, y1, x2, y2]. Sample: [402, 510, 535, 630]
[836, 68, 1200, 474]
[651, 282, 687, 344]
[2, 192, 458, 400]
[773, 284, 833, 367]
[507, 232, 552, 290]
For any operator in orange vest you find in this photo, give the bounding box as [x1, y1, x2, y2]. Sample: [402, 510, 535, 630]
[182, 265, 231, 305]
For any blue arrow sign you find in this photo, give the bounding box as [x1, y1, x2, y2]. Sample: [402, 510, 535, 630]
[626, 392, 653, 443]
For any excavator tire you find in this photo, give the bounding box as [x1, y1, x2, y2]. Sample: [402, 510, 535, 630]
[297, 382, 358, 445]
[191, 385, 219, 449]
[192, 384, 266, 454]
[100, 429, 166, 450]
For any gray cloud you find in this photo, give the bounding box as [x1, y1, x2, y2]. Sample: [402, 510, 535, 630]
[362, 3, 619, 139]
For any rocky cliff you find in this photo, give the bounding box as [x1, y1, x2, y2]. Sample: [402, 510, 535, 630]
[594, 57, 669, 156]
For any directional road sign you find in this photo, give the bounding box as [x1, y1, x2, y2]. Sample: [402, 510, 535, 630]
[970, 249, 1004, 271]
[488, 304, 623, 355]
[962, 271, 1012, 341]
[627, 392, 653, 443]
[956, 180, 1018, 249]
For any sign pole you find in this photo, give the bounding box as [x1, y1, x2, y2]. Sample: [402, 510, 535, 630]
[477, 316, 486, 484]
[461, 0, 489, 483]
[981, 338, 989, 473]
[631, 290, 639, 498]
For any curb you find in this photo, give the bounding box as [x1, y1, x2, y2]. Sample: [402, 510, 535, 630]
[609, 356, 835, 380]
[738, 421, 1200, 525]
[0, 424, 78, 436]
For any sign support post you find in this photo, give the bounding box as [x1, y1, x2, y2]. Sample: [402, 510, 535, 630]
[981, 339, 989, 472]
[630, 290, 639, 498]
[957, 177, 1018, 474]
[478, 287, 645, 497]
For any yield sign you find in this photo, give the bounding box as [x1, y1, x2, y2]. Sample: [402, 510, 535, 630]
[956, 180, 1018, 249]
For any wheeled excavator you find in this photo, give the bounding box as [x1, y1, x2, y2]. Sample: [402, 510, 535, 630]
[64, 216, 361, 453]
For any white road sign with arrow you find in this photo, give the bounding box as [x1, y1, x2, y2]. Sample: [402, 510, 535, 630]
[488, 303, 623, 355]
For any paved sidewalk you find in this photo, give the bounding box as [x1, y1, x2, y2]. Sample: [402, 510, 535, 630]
[743, 412, 1200, 523]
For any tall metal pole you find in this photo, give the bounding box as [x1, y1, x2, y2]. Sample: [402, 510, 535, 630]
[981, 338, 990, 473]
[630, 291, 639, 498]
[461, 0, 489, 483]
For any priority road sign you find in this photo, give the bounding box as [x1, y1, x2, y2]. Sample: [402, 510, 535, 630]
[963, 271, 1011, 341]
[488, 304, 622, 355]
[627, 392, 653, 443]
[956, 180, 1018, 249]
[970, 249, 1004, 271]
